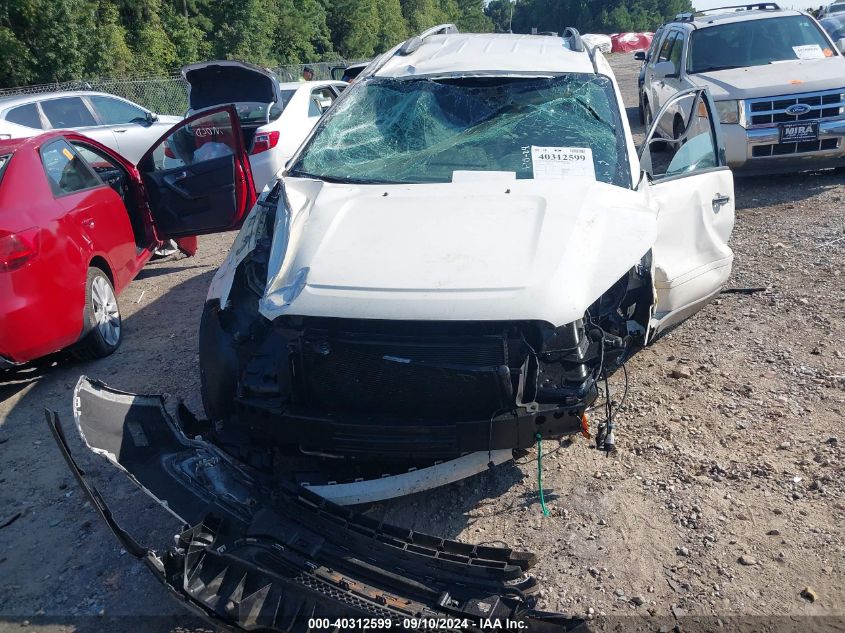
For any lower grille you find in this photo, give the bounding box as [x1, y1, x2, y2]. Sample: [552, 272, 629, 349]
[299, 332, 513, 420]
[752, 138, 839, 158]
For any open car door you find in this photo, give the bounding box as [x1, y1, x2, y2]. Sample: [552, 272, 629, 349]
[137, 105, 256, 241]
[640, 87, 735, 340]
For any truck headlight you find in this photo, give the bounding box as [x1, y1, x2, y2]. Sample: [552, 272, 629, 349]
[715, 100, 745, 126]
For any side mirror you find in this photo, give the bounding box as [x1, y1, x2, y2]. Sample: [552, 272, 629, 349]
[653, 60, 677, 79]
[837, 38, 845, 54]
[634, 51, 646, 61]
[146, 111, 158, 124]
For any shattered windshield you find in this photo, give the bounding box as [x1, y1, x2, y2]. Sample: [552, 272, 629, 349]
[688, 16, 836, 73]
[290, 74, 630, 187]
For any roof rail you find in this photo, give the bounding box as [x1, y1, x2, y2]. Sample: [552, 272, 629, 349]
[398, 23, 459, 56]
[562, 27, 585, 52]
[676, 2, 781, 19]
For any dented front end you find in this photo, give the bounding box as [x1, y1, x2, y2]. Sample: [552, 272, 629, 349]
[200, 179, 654, 462]
[48, 378, 583, 632]
[206, 312, 597, 460]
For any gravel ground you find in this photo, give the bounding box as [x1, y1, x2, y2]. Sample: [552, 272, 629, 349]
[0, 53, 843, 632]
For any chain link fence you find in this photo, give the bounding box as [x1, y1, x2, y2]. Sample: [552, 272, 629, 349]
[0, 61, 356, 116]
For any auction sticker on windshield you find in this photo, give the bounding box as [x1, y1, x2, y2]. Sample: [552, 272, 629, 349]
[531, 147, 596, 180]
[792, 44, 825, 60]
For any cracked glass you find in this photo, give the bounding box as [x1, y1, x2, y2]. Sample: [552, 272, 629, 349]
[291, 74, 631, 187]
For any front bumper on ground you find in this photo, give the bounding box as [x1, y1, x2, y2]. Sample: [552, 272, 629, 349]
[723, 118, 845, 174]
[47, 377, 584, 633]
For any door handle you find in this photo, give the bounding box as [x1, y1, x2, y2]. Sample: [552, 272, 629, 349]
[114, 129, 127, 133]
[81, 217, 95, 229]
[712, 193, 731, 212]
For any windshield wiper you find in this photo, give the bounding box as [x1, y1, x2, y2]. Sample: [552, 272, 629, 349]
[691, 65, 743, 73]
[288, 169, 402, 185]
[573, 97, 615, 131]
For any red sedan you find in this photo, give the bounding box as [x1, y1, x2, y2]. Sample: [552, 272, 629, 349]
[0, 106, 255, 367]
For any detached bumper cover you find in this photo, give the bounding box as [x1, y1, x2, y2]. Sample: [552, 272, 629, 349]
[48, 377, 583, 632]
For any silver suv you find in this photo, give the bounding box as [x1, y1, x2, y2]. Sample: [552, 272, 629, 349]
[638, 2, 845, 174]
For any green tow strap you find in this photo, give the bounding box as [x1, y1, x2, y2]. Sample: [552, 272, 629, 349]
[536, 433, 550, 517]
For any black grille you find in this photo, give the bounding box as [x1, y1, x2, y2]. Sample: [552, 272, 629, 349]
[298, 332, 512, 420]
[751, 138, 839, 158]
[749, 91, 845, 126]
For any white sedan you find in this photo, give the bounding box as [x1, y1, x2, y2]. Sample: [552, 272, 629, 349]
[0, 91, 181, 162]
[182, 61, 346, 192]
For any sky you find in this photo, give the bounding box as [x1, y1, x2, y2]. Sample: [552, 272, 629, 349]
[694, 0, 821, 9]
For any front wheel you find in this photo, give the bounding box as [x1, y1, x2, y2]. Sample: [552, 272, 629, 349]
[72, 267, 122, 360]
[645, 103, 667, 153]
[673, 117, 687, 149]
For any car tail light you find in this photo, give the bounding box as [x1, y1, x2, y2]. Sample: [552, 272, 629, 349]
[251, 131, 280, 155]
[0, 228, 39, 272]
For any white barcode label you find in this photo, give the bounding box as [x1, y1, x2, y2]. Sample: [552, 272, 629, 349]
[531, 146, 596, 180]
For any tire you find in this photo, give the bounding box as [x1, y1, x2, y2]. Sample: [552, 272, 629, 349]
[72, 267, 122, 360]
[638, 94, 645, 125]
[645, 103, 667, 153]
[673, 116, 687, 148]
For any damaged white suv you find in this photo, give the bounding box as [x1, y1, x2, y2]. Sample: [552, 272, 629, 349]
[197, 25, 736, 464]
[52, 25, 737, 630]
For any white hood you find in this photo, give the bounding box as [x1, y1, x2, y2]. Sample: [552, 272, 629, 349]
[258, 178, 656, 327]
[693, 57, 845, 101]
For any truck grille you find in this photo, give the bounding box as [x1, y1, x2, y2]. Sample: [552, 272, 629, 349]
[752, 138, 839, 157]
[298, 331, 513, 420]
[747, 89, 845, 127]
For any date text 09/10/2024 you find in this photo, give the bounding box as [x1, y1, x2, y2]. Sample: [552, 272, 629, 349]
[307, 618, 529, 630]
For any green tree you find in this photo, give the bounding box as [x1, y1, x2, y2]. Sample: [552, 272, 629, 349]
[87, 0, 134, 77]
[0, 25, 36, 86]
[375, 0, 409, 52]
[485, 0, 516, 33]
[401, 0, 452, 32]
[162, 3, 211, 65]
[274, 0, 336, 64]
[0, 0, 94, 85]
[454, 0, 491, 31]
[211, 0, 279, 66]
[326, 0, 380, 58]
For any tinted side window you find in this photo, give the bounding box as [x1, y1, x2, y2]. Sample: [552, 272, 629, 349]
[6, 104, 43, 129]
[641, 91, 719, 181]
[143, 109, 238, 171]
[658, 32, 678, 62]
[89, 96, 147, 125]
[309, 87, 335, 117]
[0, 154, 11, 183]
[40, 139, 101, 196]
[41, 97, 97, 128]
[669, 34, 685, 67]
[647, 27, 665, 60]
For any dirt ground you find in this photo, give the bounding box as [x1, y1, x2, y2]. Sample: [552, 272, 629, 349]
[1, 54, 843, 632]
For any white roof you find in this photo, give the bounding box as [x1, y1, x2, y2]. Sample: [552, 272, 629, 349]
[375, 33, 596, 78]
[278, 80, 345, 91]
